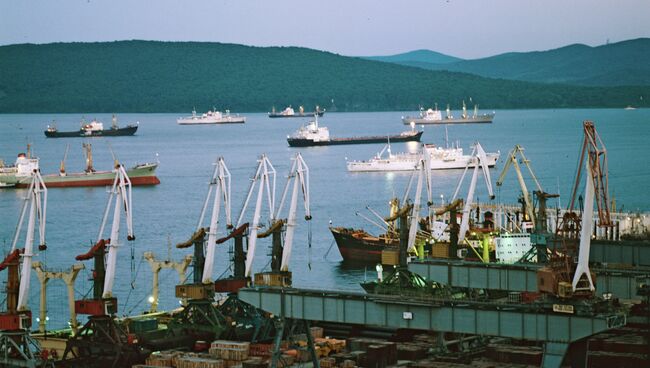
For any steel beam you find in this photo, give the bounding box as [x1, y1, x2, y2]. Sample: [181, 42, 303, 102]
[238, 287, 625, 344]
[590, 240, 650, 267]
[408, 259, 650, 299]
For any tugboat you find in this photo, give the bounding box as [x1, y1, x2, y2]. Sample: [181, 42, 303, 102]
[402, 102, 494, 125]
[287, 115, 423, 147]
[44, 115, 138, 137]
[268, 105, 325, 118]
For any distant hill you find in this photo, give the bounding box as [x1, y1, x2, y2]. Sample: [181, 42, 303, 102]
[0, 41, 648, 113]
[366, 38, 650, 87]
[364, 49, 462, 65]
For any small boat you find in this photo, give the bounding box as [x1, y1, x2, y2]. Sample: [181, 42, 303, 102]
[268, 105, 325, 118]
[346, 142, 500, 172]
[0, 144, 160, 188]
[402, 102, 494, 125]
[624, 105, 637, 110]
[45, 115, 138, 138]
[177, 108, 245, 124]
[286, 116, 423, 147]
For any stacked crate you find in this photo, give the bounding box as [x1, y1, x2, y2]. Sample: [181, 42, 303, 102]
[175, 356, 224, 368]
[209, 340, 250, 368]
[145, 351, 176, 367]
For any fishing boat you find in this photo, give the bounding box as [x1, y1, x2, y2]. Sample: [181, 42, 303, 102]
[0, 144, 160, 188]
[44, 115, 138, 137]
[287, 116, 423, 147]
[268, 105, 325, 118]
[402, 102, 494, 125]
[346, 142, 499, 172]
[177, 108, 246, 124]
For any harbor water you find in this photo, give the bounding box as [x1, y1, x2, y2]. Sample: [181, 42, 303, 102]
[1, 109, 649, 330]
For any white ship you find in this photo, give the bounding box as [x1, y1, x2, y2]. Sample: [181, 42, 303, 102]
[346, 142, 500, 172]
[402, 102, 494, 125]
[177, 108, 246, 125]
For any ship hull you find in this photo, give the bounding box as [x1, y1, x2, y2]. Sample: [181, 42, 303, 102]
[288, 130, 423, 147]
[330, 227, 397, 264]
[347, 152, 499, 172]
[44, 125, 138, 138]
[402, 114, 494, 125]
[269, 111, 325, 118]
[13, 163, 160, 188]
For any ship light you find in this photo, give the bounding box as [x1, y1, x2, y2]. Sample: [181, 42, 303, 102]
[148, 295, 155, 304]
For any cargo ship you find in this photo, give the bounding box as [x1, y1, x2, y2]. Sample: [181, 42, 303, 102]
[287, 116, 423, 147]
[268, 105, 325, 118]
[0, 144, 160, 188]
[402, 102, 494, 125]
[44, 115, 138, 137]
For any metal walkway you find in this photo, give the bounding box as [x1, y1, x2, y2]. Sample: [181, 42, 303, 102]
[408, 259, 650, 299]
[239, 287, 626, 368]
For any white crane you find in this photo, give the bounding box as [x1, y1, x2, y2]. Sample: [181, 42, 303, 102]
[571, 121, 611, 292]
[12, 170, 47, 312]
[237, 155, 276, 278]
[97, 165, 134, 299]
[274, 153, 311, 271]
[496, 145, 543, 226]
[198, 158, 232, 283]
[401, 152, 432, 254]
[451, 142, 495, 243]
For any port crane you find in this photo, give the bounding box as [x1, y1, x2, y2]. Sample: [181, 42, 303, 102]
[63, 164, 142, 367]
[496, 144, 559, 234]
[169, 158, 232, 349]
[451, 142, 495, 244]
[538, 121, 611, 297]
[236, 154, 277, 279]
[239, 153, 311, 286]
[0, 170, 51, 367]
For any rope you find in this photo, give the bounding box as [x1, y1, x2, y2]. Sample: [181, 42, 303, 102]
[123, 255, 144, 311]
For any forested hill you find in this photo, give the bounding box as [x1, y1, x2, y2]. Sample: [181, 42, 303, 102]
[368, 38, 650, 87]
[0, 41, 648, 113]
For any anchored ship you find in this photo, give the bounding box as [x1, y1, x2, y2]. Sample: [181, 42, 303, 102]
[402, 102, 494, 125]
[45, 115, 138, 137]
[0, 144, 160, 188]
[268, 105, 325, 118]
[287, 116, 423, 147]
[177, 108, 246, 124]
[347, 142, 499, 172]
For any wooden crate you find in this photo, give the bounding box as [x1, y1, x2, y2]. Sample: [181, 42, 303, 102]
[241, 358, 267, 368]
[145, 352, 175, 367]
[254, 271, 292, 287]
[175, 284, 214, 299]
[310, 326, 324, 339]
[381, 250, 399, 265]
[175, 356, 224, 368]
[430, 242, 449, 258]
[209, 340, 250, 361]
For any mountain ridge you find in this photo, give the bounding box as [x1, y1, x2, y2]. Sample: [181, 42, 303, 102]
[0, 40, 648, 113]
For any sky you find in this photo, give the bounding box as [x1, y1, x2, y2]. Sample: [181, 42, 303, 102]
[1, 0, 649, 59]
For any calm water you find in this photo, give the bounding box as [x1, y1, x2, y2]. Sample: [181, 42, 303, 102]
[1, 109, 649, 330]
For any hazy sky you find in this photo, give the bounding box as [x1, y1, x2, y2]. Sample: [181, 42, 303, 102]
[1, 0, 649, 59]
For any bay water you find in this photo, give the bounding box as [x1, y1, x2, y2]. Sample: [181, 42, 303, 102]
[1, 109, 649, 330]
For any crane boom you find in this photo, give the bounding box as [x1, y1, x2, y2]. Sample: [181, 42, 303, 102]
[17, 171, 47, 311]
[99, 165, 134, 299]
[277, 153, 311, 271]
[240, 155, 276, 277]
[201, 158, 232, 283]
[496, 145, 536, 225]
[457, 142, 495, 243]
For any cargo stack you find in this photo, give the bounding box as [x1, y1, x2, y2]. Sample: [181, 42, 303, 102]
[209, 340, 250, 367]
